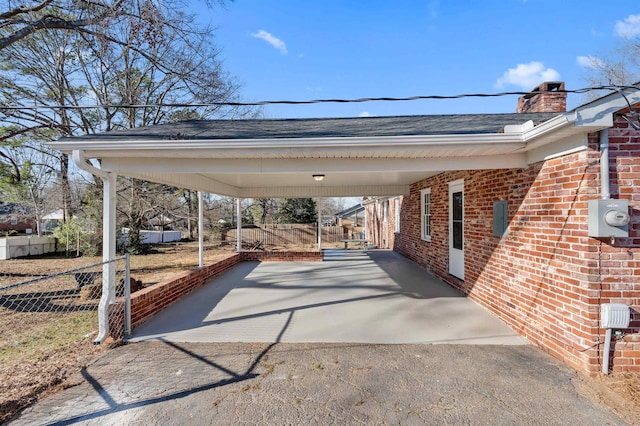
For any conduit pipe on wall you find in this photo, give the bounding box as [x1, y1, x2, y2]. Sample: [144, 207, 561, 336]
[600, 128, 610, 200]
[72, 150, 117, 344]
[598, 129, 612, 373]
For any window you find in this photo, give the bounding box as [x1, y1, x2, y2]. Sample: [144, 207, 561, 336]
[420, 188, 431, 241]
[394, 197, 400, 233]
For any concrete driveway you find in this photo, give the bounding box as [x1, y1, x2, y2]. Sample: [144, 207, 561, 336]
[129, 250, 526, 345]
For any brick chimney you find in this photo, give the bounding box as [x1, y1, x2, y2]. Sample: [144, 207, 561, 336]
[516, 81, 566, 113]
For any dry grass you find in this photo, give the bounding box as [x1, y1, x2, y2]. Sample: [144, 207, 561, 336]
[0, 240, 638, 423]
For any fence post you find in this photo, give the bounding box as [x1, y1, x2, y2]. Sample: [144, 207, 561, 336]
[124, 253, 131, 337]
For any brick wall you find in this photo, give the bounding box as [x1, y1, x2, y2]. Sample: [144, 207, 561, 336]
[365, 198, 400, 249]
[596, 114, 640, 371]
[241, 251, 323, 262]
[125, 253, 242, 332]
[389, 115, 639, 374]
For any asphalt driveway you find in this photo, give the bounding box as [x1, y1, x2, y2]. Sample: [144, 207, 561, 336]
[129, 250, 526, 345]
[10, 342, 625, 425]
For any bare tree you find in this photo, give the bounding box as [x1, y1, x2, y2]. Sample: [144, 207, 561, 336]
[250, 198, 280, 225]
[0, 0, 126, 50]
[1, 0, 257, 252]
[581, 35, 640, 100]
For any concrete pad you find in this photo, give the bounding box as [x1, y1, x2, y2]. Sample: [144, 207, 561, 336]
[129, 250, 526, 345]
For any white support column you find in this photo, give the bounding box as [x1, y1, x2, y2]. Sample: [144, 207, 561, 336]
[362, 202, 367, 242]
[236, 198, 242, 252]
[317, 198, 322, 251]
[198, 191, 204, 267]
[70, 150, 117, 345]
[96, 171, 116, 344]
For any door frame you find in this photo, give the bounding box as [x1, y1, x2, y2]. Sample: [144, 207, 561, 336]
[448, 179, 464, 280]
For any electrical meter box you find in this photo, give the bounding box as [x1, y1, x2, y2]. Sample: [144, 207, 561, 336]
[601, 303, 630, 329]
[588, 199, 630, 238]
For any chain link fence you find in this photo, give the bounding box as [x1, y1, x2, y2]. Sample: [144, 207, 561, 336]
[1, 256, 130, 358]
[0, 256, 131, 421]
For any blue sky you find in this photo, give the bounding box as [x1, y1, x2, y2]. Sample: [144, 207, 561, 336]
[194, 1, 640, 118]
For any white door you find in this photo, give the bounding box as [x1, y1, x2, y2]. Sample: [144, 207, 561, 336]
[449, 180, 464, 280]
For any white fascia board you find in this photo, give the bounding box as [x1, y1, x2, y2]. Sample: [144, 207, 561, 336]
[102, 154, 528, 175]
[49, 133, 525, 156]
[522, 112, 574, 141]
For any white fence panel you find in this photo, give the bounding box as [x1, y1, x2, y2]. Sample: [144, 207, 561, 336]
[0, 237, 58, 260]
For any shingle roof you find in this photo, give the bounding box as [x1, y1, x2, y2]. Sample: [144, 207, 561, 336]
[62, 112, 560, 142]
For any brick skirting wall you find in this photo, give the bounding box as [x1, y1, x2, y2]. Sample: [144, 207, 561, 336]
[109, 251, 323, 338]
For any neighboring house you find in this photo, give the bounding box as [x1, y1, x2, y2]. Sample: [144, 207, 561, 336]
[50, 81, 639, 375]
[41, 209, 64, 234]
[0, 201, 36, 234]
[364, 82, 639, 374]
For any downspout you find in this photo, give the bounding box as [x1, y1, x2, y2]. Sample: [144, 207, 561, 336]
[72, 150, 117, 344]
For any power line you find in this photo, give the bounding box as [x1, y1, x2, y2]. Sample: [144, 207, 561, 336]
[0, 85, 638, 110]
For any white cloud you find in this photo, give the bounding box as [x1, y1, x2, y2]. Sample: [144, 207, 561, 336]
[305, 86, 323, 92]
[576, 55, 605, 70]
[495, 61, 560, 90]
[359, 111, 373, 117]
[252, 30, 287, 54]
[615, 14, 640, 38]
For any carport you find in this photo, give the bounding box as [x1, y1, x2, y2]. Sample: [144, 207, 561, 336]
[129, 250, 525, 345]
[48, 112, 568, 342]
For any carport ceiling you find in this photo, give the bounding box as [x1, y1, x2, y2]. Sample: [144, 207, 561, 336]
[51, 112, 574, 198]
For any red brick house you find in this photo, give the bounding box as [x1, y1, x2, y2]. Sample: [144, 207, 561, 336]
[51, 82, 639, 375]
[365, 83, 640, 374]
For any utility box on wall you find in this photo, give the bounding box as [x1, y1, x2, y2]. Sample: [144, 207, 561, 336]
[601, 303, 631, 329]
[588, 199, 630, 238]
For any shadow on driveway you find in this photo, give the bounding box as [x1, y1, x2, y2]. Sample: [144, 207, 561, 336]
[9, 340, 626, 425]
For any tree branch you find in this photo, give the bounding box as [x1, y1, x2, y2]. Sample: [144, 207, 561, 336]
[0, 0, 54, 20]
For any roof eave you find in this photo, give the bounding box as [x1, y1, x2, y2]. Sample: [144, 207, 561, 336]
[49, 132, 527, 158]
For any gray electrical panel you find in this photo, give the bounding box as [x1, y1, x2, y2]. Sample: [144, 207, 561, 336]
[493, 200, 508, 237]
[588, 199, 630, 238]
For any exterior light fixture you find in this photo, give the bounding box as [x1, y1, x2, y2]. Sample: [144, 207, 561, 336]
[313, 174, 325, 182]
